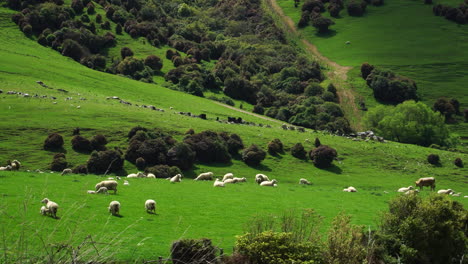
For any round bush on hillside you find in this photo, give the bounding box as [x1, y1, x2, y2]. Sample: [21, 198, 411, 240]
[268, 138, 283, 154]
[184, 130, 231, 163]
[242, 144, 267, 166]
[309, 145, 337, 168]
[87, 149, 124, 174]
[71, 135, 92, 152]
[167, 143, 196, 170]
[90, 134, 107, 151]
[44, 133, 64, 150]
[347, 1, 366, 16]
[145, 164, 181, 179]
[291, 143, 307, 159]
[312, 16, 335, 33]
[50, 154, 67, 172]
[72, 164, 88, 174]
[73, 127, 80, 135]
[427, 154, 440, 165]
[253, 104, 264, 115]
[120, 47, 134, 59]
[135, 157, 146, 170]
[128, 126, 148, 139]
[226, 133, 244, 155]
[454, 158, 463, 168]
[136, 138, 169, 166]
[62, 39, 86, 61]
[314, 137, 321, 147]
[144, 55, 163, 71]
[360, 62, 374, 79]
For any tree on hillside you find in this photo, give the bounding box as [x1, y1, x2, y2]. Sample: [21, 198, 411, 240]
[364, 101, 457, 147]
[433, 97, 456, 122]
[312, 16, 335, 33]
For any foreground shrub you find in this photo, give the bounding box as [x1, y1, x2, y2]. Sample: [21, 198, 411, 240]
[167, 143, 196, 170]
[120, 46, 134, 59]
[375, 194, 467, 263]
[71, 135, 92, 152]
[145, 164, 181, 178]
[267, 138, 283, 154]
[427, 153, 440, 165]
[309, 145, 337, 168]
[242, 144, 266, 166]
[291, 143, 307, 159]
[50, 153, 67, 172]
[87, 149, 124, 174]
[454, 157, 463, 168]
[171, 238, 217, 264]
[44, 133, 64, 150]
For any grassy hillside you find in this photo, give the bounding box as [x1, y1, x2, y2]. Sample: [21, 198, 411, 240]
[276, 0, 468, 145]
[0, 4, 467, 263]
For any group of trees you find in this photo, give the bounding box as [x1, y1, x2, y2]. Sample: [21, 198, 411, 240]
[433, 2, 468, 24]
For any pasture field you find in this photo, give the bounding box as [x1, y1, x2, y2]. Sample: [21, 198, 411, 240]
[0, 4, 467, 262]
[276, 0, 468, 144]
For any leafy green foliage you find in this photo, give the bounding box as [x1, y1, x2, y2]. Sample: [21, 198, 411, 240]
[427, 153, 440, 165]
[365, 67, 418, 104]
[87, 149, 124, 174]
[242, 144, 266, 166]
[184, 130, 231, 163]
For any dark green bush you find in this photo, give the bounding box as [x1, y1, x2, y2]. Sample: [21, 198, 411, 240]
[50, 153, 68, 171]
[242, 144, 266, 166]
[314, 137, 321, 147]
[145, 164, 181, 178]
[312, 16, 335, 33]
[144, 55, 163, 71]
[167, 143, 196, 170]
[87, 149, 124, 174]
[72, 164, 88, 174]
[120, 46, 134, 59]
[361, 62, 374, 80]
[61, 39, 86, 61]
[309, 145, 337, 168]
[71, 135, 92, 152]
[184, 130, 231, 163]
[267, 138, 283, 154]
[454, 157, 463, 168]
[427, 153, 440, 165]
[44, 133, 64, 150]
[90, 134, 107, 151]
[291, 143, 307, 159]
[171, 238, 217, 264]
[347, 0, 366, 16]
[365, 68, 418, 104]
[135, 157, 146, 170]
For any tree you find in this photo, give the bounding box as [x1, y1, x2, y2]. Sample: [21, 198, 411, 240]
[433, 97, 456, 122]
[364, 101, 456, 147]
[309, 145, 337, 168]
[366, 68, 418, 104]
[144, 55, 163, 71]
[347, 1, 366, 16]
[312, 16, 335, 33]
[242, 144, 266, 166]
[44, 133, 64, 150]
[360, 62, 374, 79]
[120, 47, 134, 59]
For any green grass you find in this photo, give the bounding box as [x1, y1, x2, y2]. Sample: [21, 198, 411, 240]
[276, 0, 468, 145]
[0, 4, 468, 262]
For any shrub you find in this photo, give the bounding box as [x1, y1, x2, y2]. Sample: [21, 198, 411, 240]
[73, 127, 80, 135]
[87, 149, 124, 174]
[146, 164, 181, 178]
[96, 14, 102, 23]
[171, 238, 217, 264]
[86, 2, 95, 14]
[133, 138, 169, 166]
[90, 134, 107, 151]
[365, 68, 418, 104]
[128, 126, 148, 139]
[427, 153, 440, 165]
[184, 130, 231, 163]
[116, 57, 144, 76]
[71, 0, 84, 14]
[267, 138, 283, 154]
[62, 39, 86, 61]
[50, 153, 68, 172]
[347, 1, 366, 16]
[120, 46, 134, 59]
[72, 164, 88, 174]
[167, 143, 196, 170]
[71, 135, 92, 152]
[44, 133, 64, 150]
[242, 144, 266, 166]
[375, 194, 468, 263]
[225, 133, 244, 155]
[360, 62, 374, 79]
[115, 23, 122, 34]
[329, 4, 342, 17]
[302, 0, 325, 12]
[433, 97, 456, 122]
[304, 82, 324, 96]
[314, 137, 321, 147]
[253, 104, 264, 115]
[454, 158, 463, 167]
[144, 55, 163, 71]
[312, 16, 335, 33]
[291, 143, 307, 159]
[309, 145, 337, 168]
[135, 157, 146, 170]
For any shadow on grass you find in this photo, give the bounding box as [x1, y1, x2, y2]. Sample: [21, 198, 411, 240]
[247, 163, 272, 172]
[322, 164, 342, 174]
[315, 29, 337, 38]
[45, 147, 67, 154]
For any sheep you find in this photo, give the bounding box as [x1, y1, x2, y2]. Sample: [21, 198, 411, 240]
[0, 165, 12, 171]
[108, 201, 120, 216]
[145, 199, 156, 214]
[10, 160, 21, 171]
[405, 189, 419, 195]
[260, 179, 277, 187]
[299, 178, 311, 185]
[213, 179, 225, 187]
[116, 176, 121, 180]
[255, 174, 270, 184]
[223, 179, 235, 184]
[397, 186, 414, 193]
[195, 172, 214, 181]
[437, 189, 454, 195]
[232, 177, 247, 183]
[95, 180, 118, 194]
[147, 173, 156, 178]
[61, 168, 72, 176]
[451, 192, 461, 197]
[170, 174, 182, 183]
[222, 173, 234, 181]
[41, 198, 59, 218]
[107, 177, 115, 180]
[123, 180, 129, 186]
[127, 172, 145, 178]
[96, 187, 108, 195]
[87, 190, 96, 194]
[40, 206, 49, 215]
[343, 186, 357, 192]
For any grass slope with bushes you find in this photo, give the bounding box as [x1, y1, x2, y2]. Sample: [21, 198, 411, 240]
[0, 3, 467, 263]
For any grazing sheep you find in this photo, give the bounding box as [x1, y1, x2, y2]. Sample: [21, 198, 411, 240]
[451, 192, 461, 197]
[10, 160, 21, 171]
[0, 165, 12, 171]
[255, 174, 270, 184]
[213, 179, 225, 187]
[170, 174, 182, 183]
[437, 189, 454, 195]
[61, 168, 72, 176]
[147, 173, 156, 178]
[260, 179, 277, 187]
[299, 178, 311, 185]
[41, 198, 59, 218]
[397, 186, 414, 193]
[123, 180, 129, 186]
[195, 172, 214, 181]
[232, 177, 247, 183]
[87, 190, 96, 194]
[145, 199, 156, 214]
[108, 201, 120, 216]
[96, 187, 108, 195]
[343, 186, 357, 192]
[222, 173, 234, 181]
[405, 189, 419, 195]
[223, 179, 235, 184]
[40, 206, 49, 215]
[116, 176, 121, 180]
[107, 177, 115, 180]
[95, 180, 118, 194]
[127, 172, 145, 178]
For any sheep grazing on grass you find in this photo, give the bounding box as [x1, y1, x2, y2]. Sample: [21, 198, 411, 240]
[41, 198, 59, 218]
[96, 187, 108, 194]
[223, 179, 235, 184]
[116, 176, 121, 180]
[437, 189, 454, 195]
[170, 174, 182, 183]
[255, 174, 270, 184]
[95, 180, 118, 194]
[0, 165, 12, 171]
[233, 177, 247, 183]
[127, 172, 145, 178]
[299, 178, 311, 185]
[61, 168, 72, 176]
[123, 180, 129, 186]
[108, 201, 120, 216]
[260, 179, 277, 187]
[343, 186, 357, 192]
[10, 160, 21, 171]
[451, 192, 461, 197]
[222, 173, 234, 181]
[213, 179, 225, 187]
[405, 189, 419, 195]
[147, 173, 156, 178]
[195, 172, 213, 181]
[397, 186, 414, 193]
[87, 190, 96, 194]
[40, 206, 49, 215]
[145, 199, 156, 214]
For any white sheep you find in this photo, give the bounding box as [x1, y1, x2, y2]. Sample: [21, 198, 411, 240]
[95, 180, 118, 194]
[451, 192, 461, 197]
[260, 179, 277, 187]
[255, 174, 270, 184]
[195, 172, 214, 181]
[147, 173, 156, 178]
[96, 187, 108, 195]
[87, 190, 96, 194]
[437, 189, 454, 195]
[40, 206, 49, 215]
[61, 168, 72, 176]
[116, 176, 121, 180]
[108, 201, 120, 216]
[127, 172, 145, 178]
[10, 160, 21, 171]
[41, 198, 59, 218]
[299, 178, 311, 185]
[343, 186, 357, 192]
[170, 174, 182, 183]
[232, 177, 247, 183]
[405, 189, 419, 195]
[213, 179, 225, 187]
[123, 180, 129, 186]
[222, 173, 234, 181]
[0, 165, 12, 171]
[223, 179, 235, 184]
[397, 186, 414, 193]
[145, 199, 156, 214]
